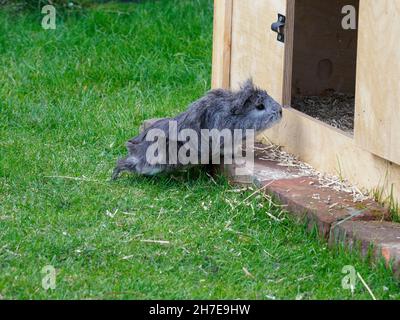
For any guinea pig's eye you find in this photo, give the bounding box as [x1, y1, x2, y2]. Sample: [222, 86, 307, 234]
[256, 104, 265, 111]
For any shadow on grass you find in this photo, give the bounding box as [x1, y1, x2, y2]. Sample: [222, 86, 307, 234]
[115, 166, 229, 189]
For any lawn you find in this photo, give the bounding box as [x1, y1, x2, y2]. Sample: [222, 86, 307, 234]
[0, 0, 399, 300]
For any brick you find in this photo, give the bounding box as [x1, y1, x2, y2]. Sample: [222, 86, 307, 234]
[219, 153, 397, 278]
[220, 156, 389, 238]
[259, 177, 389, 238]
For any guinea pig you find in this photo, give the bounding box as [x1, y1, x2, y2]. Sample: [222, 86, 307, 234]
[112, 79, 282, 179]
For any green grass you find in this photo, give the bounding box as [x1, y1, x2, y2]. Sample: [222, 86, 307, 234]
[0, 0, 399, 300]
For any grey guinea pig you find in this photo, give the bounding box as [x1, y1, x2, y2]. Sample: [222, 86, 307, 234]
[112, 79, 282, 179]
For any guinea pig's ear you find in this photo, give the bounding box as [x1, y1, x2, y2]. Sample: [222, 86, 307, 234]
[240, 78, 255, 92]
[231, 78, 255, 115]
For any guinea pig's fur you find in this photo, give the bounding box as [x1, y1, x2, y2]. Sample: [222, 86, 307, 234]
[112, 79, 282, 179]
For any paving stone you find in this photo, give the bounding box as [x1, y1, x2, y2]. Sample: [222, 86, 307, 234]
[259, 177, 389, 238]
[218, 151, 397, 277]
[221, 158, 390, 238]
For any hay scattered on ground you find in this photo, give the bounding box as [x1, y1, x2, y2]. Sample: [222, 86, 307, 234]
[255, 144, 369, 203]
[292, 92, 355, 133]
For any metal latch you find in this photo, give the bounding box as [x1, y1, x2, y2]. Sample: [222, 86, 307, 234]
[271, 14, 286, 43]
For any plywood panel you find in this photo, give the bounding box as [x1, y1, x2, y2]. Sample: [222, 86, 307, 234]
[355, 0, 400, 165]
[230, 0, 287, 103]
[212, 0, 233, 89]
[218, 0, 400, 203]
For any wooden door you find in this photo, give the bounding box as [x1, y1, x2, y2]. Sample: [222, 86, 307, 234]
[230, 0, 292, 105]
[355, 0, 400, 165]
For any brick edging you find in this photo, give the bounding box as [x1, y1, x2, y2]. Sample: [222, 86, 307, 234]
[221, 159, 400, 279]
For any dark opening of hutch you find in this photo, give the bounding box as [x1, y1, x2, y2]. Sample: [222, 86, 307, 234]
[290, 0, 359, 134]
